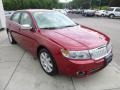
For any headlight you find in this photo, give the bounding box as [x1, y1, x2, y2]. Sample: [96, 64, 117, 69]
[61, 49, 90, 60]
[107, 41, 112, 53]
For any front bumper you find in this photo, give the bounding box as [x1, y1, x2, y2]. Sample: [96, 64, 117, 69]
[56, 52, 113, 77]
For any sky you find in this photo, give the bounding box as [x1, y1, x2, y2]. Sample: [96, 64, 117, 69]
[59, 0, 72, 3]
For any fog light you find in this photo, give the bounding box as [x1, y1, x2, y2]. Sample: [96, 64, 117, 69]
[76, 71, 85, 76]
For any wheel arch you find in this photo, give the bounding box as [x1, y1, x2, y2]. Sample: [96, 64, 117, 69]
[36, 45, 59, 74]
[37, 45, 51, 58]
[109, 13, 115, 16]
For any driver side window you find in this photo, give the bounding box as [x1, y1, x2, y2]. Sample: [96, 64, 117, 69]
[20, 13, 32, 26]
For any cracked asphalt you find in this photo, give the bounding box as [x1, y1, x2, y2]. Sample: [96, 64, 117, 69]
[0, 14, 120, 90]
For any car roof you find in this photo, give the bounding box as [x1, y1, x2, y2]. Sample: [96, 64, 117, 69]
[17, 9, 53, 13]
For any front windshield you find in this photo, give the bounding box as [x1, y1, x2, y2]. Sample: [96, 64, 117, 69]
[33, 11, 76, 29]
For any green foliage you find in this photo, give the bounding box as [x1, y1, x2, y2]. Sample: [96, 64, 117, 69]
[3, 0, 58, 10]
[68, 0, 119, 9]
[101, 6, 109, 10]
[68, 0, 91, 9]
[91, 0, 109, 9]
[109, 0, 120, 7]
[2, 0, 120, 10]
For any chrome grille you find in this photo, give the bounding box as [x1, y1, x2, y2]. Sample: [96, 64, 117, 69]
[89, 43, 112, 60]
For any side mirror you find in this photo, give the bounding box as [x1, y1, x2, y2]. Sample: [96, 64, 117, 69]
[21, 24, 32, 30]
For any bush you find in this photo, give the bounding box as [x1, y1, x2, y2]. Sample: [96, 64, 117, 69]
[100, 6, 109, 10]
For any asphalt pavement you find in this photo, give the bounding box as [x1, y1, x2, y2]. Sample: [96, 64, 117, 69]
[0, 14, 120, 90]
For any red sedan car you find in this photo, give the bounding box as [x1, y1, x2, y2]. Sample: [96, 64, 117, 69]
[6, 9, 113, 77]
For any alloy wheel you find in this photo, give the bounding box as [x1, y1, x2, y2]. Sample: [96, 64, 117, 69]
[40, 52, 53, 73]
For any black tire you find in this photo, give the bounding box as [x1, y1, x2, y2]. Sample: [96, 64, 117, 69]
[109, 14, 115, 19]
[84, 13, 87, 17]
[7, 31, 17, 44]
[101, 14, 104, 17]
[38, 48, 58, 76]
[96, 15, 99, 17]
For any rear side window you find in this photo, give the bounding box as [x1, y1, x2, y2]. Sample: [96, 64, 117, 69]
[107, 8, 114, 11]
[20, 13, 32, 26]
[11, 12, 21, 23]
[115, 8, 120, 12]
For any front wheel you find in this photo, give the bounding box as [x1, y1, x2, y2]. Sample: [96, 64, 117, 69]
[84, 13, 87, 17]
[101, 14, 104, 17]
[109, 14, 115, 19]
[39, 49, 58, 76]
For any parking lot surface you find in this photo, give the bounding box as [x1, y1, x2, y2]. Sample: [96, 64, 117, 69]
[0, 14, 120, 90]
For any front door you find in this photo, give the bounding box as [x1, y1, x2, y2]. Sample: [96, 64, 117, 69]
[19, 12, 38, 54]
[115, 8, 120, 17]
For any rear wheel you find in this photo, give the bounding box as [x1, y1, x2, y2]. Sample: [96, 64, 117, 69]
[109, 14, 115, 19]
[8, 31, 16, 44]
[38, 48, 58, 76]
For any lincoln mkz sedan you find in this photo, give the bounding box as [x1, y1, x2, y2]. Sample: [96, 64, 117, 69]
[6, 9, 113, 77]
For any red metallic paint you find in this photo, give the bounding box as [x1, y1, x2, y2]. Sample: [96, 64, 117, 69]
[6, 10, 111, 76]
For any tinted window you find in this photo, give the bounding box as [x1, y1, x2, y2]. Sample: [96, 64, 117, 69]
[107, 8, 114, 11]
[11, 12, 21, 23]
[20, 13, 32, 26]
[115, 8, 120, 12]
[33, 11, 76, 29]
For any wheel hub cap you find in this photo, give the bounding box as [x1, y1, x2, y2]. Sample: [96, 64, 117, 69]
[40, 52, 53, 73]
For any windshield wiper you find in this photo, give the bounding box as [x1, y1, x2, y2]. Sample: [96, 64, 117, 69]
[60, 24, 78, 28]
[41, 27, 58, 29]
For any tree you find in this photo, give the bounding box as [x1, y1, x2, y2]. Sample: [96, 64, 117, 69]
[68, 0, 91, 9]
[109, 0, 120, 7]
[2, 0, 59, 10]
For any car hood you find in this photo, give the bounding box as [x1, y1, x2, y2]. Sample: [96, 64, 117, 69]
[41, 25, 109, 50]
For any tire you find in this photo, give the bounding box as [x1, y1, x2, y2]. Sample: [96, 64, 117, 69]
[82, 13, 84, 16]
[96, 15, 99, 17]
[8, 31, 17, 44]
[101, 14, 104, 17]
[84, 13, 87, 17]
[38, 48, 58, 76]
[109, 14, 115, 19]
